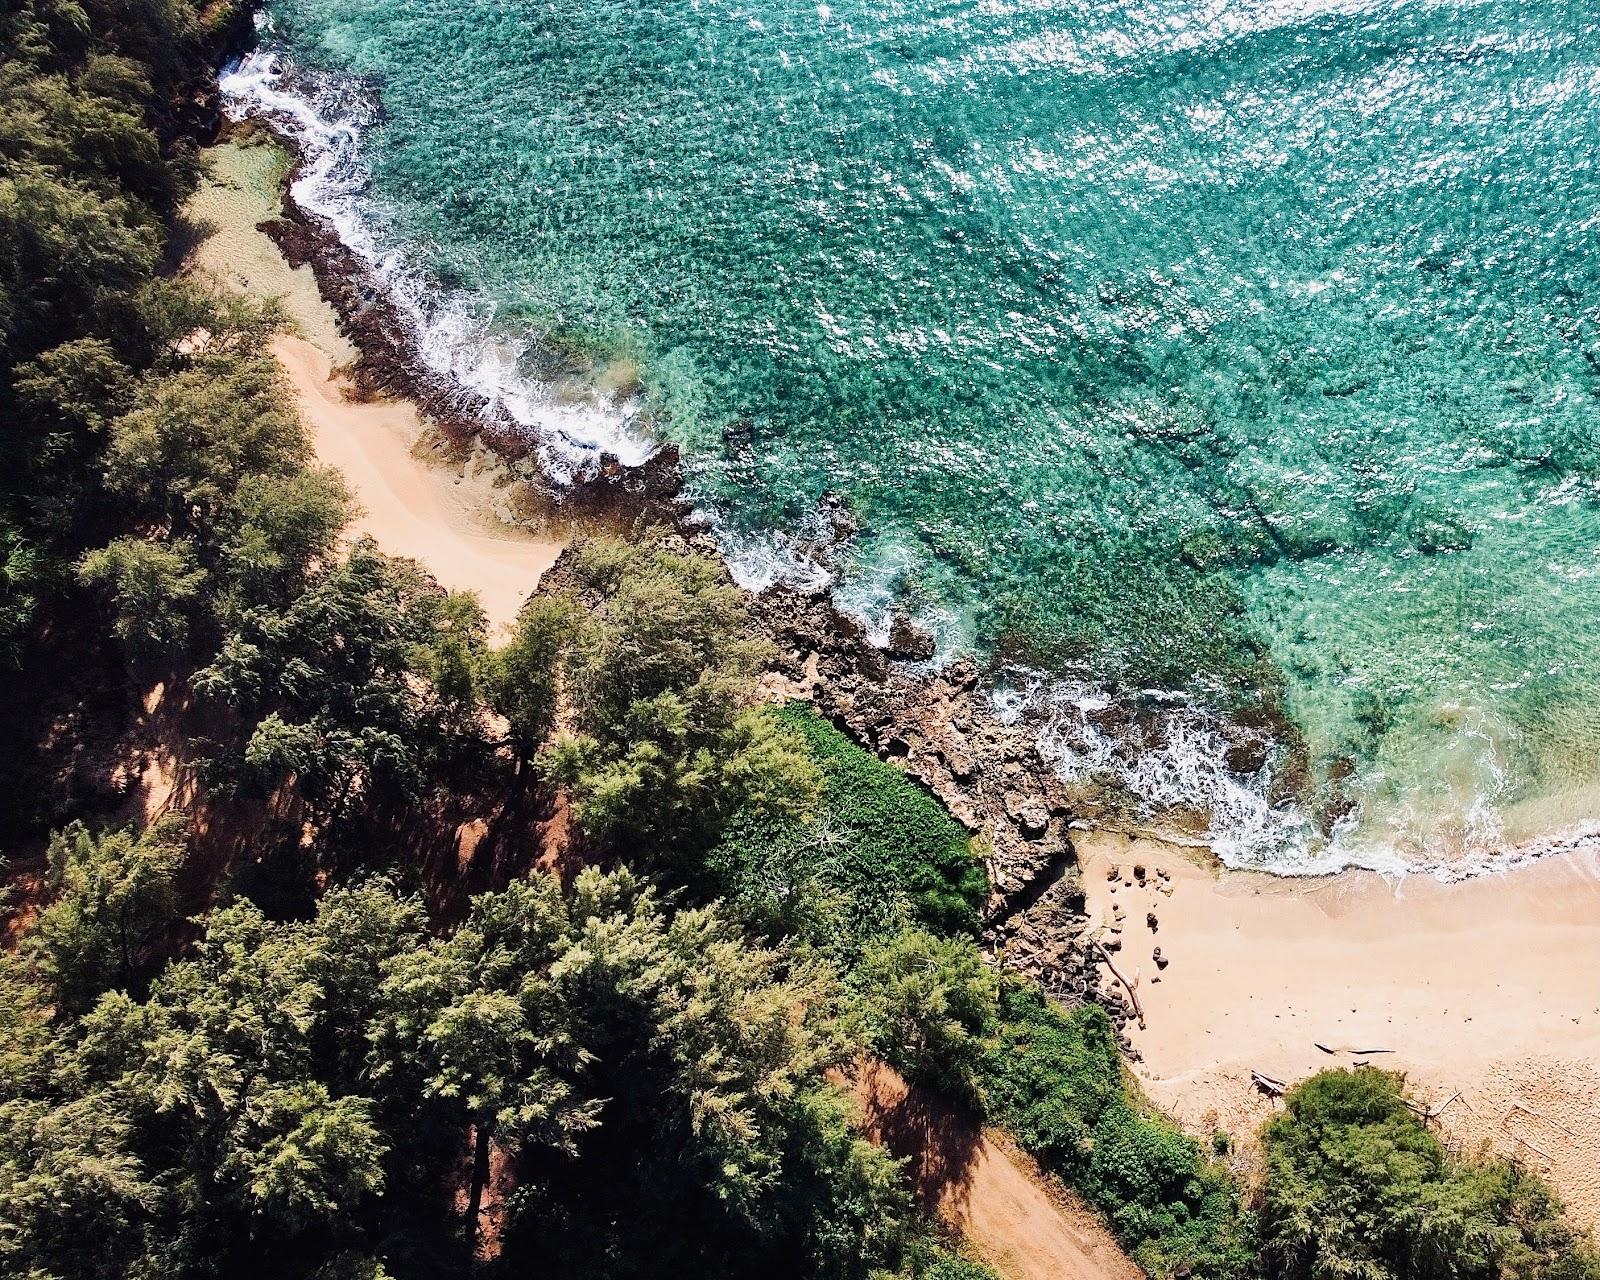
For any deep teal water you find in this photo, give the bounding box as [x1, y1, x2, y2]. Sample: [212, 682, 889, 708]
[228, 1, 1600, 872]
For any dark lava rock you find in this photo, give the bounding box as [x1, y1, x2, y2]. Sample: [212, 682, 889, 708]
[886, 611, 937, 662]
[1016, 803, 1050, 839]
[1223, 736, 1270, 775]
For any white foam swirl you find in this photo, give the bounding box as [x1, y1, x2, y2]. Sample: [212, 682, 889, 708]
[220, 42, 653, 479]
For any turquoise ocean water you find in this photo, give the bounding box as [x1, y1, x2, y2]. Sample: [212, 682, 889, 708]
[223, 0, 1600, 874]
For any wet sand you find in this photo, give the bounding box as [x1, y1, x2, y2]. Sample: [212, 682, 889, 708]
[1078, 829, 1600, 1225]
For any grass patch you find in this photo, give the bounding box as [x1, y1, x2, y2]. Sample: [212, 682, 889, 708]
[710, 702, 986, 956]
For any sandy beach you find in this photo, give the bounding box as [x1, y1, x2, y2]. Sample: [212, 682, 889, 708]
[186, 139, 564, 636]
[190, 128, 1600, 1245]
[1078, 829, 1600, 1224]
[273, 335, 563, 634]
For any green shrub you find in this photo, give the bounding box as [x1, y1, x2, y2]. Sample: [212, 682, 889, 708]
[710, 703, 986, 955]
[1261, 1069, 1600, 1280]
[981, 982, 1253, 1279]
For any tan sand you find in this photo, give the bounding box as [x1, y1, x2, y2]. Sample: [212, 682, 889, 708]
[186, 139, 565, 636]
[275, 334, 562, 634]
[1077, 829, 1600, 1226]
[185, 140, 358, 364]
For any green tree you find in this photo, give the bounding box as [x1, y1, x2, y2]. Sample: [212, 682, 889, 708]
[63, 890, 410, 1273]
[102, 344, 303, 537]
[215, 467, 352, 618]
[28, 815, 186, 1012]
[542, 538, 820, 857]
[78, 534, 206, 657]
[371, 873, 600, 1240]
[860, 928, 997, 1101]
[194, 539, 487, 828]
[1261, 1070, 1600, 1280]
[488, 593, 573, 754]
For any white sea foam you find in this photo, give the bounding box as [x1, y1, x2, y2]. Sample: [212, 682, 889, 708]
[990, 669, 1600, 881]
[219, 28, 1599, 885]
[219, 43, 653, 479]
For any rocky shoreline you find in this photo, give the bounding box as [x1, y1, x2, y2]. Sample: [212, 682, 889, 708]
[213, 72, 1159, 1042]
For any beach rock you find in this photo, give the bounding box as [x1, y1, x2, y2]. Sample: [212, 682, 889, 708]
[1146, 912, 1158, 932]
[886, 612, 937, 661]
[941, 743, 978, 781]
[855, 646, 890, 683]
[946, 656, 981, 690]
[1000, 791, 1051, 839]
[1224, 737, 1270, 775]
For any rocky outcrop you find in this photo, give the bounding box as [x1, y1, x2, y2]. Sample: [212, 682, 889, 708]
[746, 583, 1116, 1021]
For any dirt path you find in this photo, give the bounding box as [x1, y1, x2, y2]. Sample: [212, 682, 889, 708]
[847, 1061, 1143, 1280]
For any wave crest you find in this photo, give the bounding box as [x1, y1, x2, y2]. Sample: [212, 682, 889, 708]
[220, 43, 654, 480]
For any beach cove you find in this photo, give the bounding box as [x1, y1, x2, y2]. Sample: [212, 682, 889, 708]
[184, 138, 567, 635]
[188, 126, 1600, 1235]
[1078, 832, 1600, 1226]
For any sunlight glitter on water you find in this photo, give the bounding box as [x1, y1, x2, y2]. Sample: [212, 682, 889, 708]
[229, 0, 1600, 876]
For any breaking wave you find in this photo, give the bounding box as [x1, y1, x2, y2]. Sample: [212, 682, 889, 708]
[220, 41, 654, 481]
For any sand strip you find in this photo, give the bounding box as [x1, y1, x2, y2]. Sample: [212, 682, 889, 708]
[186, 140, 564, 636]
[1078, 829, 1600, 1226]
[275, 334, 561, 635]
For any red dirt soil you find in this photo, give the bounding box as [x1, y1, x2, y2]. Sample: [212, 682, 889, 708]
[847, 1060, 1144, 1280]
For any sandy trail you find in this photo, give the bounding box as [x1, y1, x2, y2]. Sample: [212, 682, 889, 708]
[1077, 830, 1600, 1226]
[848, 1060, 1143, 1280]
[274, 335, 562, 635]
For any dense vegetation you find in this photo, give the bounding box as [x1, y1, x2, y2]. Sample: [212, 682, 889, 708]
[983, 985, 1253, 1277]
[0, 3, 979, 1275]
[710, 704, 986, 954]
[2, 868, 979, 1279]
[0, 2, 1595, 1280]
[1261, 1070, 1598, 1280]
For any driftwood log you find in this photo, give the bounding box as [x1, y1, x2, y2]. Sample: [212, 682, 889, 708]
[1091, 938, 1145, 1030]
[1251, 1069, 1289, 1097]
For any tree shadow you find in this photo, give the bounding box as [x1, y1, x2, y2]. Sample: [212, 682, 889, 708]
[848, 1059, 982, 1220]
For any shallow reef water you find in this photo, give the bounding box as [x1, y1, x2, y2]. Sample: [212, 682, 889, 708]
[227, 0, 1600, 875]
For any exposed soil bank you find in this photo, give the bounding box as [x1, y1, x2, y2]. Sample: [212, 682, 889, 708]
[1079, 830, 1600, 1227]
[847, 1060, 1144, 1280]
